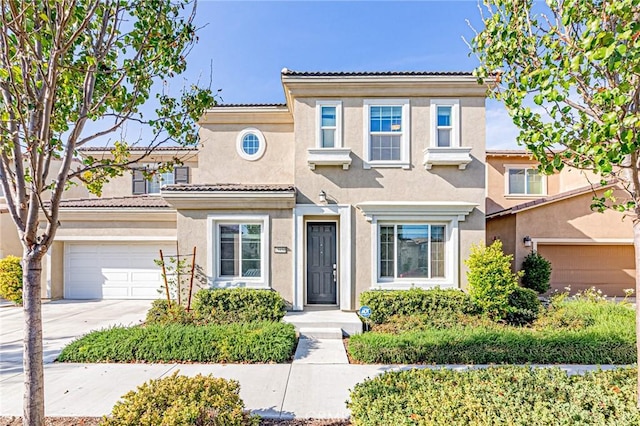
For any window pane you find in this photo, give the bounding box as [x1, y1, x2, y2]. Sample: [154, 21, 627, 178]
[509, 169, 526, 194]
[370, 135, 401, 161]
[437, 129, 451, 147]
[431, 225, 445, 278]
[148, 171, 174, 194]
[527, 170, 543, 194]
[241, 224, 261, 277]
[379, 225, 394, 277]
[242, 134, 260, 155]
[370, 106, 402, 132]
[219, 225, 239, 276]
[321, 106, 336, 127]
[321, 129, 335, 148]
[437, 106, 451, 126]
[396, 225, 429, 278]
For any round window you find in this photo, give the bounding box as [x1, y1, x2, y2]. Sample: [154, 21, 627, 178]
[236, 128, 266, 161]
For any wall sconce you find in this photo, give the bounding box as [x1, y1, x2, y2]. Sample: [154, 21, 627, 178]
[523, 236, 532, 247]
[318, 190, 327, 204]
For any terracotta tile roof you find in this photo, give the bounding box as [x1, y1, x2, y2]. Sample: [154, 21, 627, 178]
[58, 196, 171, 209]
[78, 146, 196, 152]
[487, 182, 616, 219]
[281, 69, 473, 77]
[213, 103, 287, 108]
[163, 183, 295, 192]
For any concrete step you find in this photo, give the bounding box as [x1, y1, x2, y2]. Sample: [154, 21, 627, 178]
[284, 310, 363, 336]
[299, 327, 343, 339]
[293, 338, 349, 364]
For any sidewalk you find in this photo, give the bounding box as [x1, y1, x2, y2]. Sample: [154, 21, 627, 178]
[0, 361, 628, 419]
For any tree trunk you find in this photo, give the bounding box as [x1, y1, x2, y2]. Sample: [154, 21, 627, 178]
[22, 252, 45, 426]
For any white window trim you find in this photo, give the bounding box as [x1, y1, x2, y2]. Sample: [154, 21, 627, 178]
[206, 214, 270, 289]
[363, 99, 410, 169]
[504, 164, 547, 197]
[316, 101, 342, 148]
[430, 99, 460, 148]
[377, 222, 449, 282]
[236, 128, 266, 161]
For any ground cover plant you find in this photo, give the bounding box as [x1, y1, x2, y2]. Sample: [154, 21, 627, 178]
[348, 289, 635, 364]
[58, 321, 296, 363]
[0, 255, 23, 305]
[348, 366, 639, 426]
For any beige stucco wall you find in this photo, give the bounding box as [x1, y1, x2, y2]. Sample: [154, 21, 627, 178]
[486, 154, 601, 214]
[0, 210, 22, 258]
[197, 123, 294, 184]
[176, 208, 295, 306]
[486, 213, 517, 268]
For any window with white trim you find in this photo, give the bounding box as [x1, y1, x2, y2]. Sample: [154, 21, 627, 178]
[363, 99, 410, 168]
[379, 223, 446, 280]
[507, 166, 544, 195]
[132, 166, 188, 195]
[430, 99, 459, 147]
[236, 128, 266, 161]
[316, 101, 342, 148]
[219, 223, 262, 278]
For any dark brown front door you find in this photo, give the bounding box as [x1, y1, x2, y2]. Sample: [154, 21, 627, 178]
[306, 222, 337, 304]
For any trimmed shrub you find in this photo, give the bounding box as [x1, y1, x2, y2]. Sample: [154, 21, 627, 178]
[101, 371, 258, 426]
[57, 321, 296, 363]
[192, 288, 286, 324]
[348, 367, 639, 426]
[145, 299, 194, 325]
[359, 288, 477, 324]
[0, 255, 22, 305]
[506, 286, 541, 326]
[466, 241, 521, 320]
[521, 251, 552, 293]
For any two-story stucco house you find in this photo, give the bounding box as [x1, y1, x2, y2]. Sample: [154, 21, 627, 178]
[486, 150, 634, 296]
[0, 69, 487, 311]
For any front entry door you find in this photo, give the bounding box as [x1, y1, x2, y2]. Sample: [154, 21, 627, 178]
[306, 222, 337, 304]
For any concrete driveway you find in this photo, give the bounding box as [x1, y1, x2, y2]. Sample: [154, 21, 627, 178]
[0, 299, 151, 374]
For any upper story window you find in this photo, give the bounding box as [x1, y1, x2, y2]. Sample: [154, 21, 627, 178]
[506, 166, 545, 196]
[132, 166, 189, 195]
[363, 99, 410, 169]
[236, 128, 266, 161]
[316, 101, 342, 148]
[430, 99, 459, 147]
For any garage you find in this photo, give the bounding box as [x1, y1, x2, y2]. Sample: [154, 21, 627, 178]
[64, 242, 174, 299]
[537, 244, 635, 297]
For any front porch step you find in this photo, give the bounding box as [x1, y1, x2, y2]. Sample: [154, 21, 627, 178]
[299, 327, 343, 340]
[283, 309, 363, 336]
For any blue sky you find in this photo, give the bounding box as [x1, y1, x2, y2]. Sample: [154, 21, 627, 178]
[173, 0, 519, 149]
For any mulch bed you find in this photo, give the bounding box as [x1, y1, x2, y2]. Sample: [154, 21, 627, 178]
[0, 417, 350, 425]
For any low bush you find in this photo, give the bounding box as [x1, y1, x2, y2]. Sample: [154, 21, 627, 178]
[58, 321, 296, 363]
[101, 371, 258, 426]
[348, 298, 635, 364]
[521, 250, 552, 293]
[359, 288, 477, 324]
[505, 286, 541, 326]
[145, 299, 194, 325]
[372, 312, 493, 334]
[466, 241, 522, 320]
[0, 255, 22, 305]
[348, 366, 639, 425]
[192, 288, 286, 324]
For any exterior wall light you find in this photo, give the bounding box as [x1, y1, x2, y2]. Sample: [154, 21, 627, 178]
[319, 190, 327, 204]
[523, 235, 532, 247]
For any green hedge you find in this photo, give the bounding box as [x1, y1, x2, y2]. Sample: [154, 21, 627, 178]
[58, 322, 296, 363]
[347, 326, 635, 364]
[101, 372, 258, 426]
[192, 288, 286, 324]
[348, 367, 639, 426]
[359, 288, 477, 324]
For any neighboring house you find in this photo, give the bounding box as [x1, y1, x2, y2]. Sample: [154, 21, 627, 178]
[486, 150, 634, 296]
[0, 69, 487, 311]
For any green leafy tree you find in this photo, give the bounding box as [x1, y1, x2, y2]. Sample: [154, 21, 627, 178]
[469, 0, 640, 405]
[0, 1, 214, 424]
[521, 251, 552, 294]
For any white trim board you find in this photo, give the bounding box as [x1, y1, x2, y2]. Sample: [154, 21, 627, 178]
[293, 204, 352, 311]
[54, 235, 177, 241]
[532, 238, 634, 251]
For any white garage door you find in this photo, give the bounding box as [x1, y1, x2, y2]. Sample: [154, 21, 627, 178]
[64, 242, 175, 299]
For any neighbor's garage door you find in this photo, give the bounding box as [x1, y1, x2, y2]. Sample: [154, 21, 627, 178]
[64, 242, 174, 299]
[537, 244, 635, 297]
